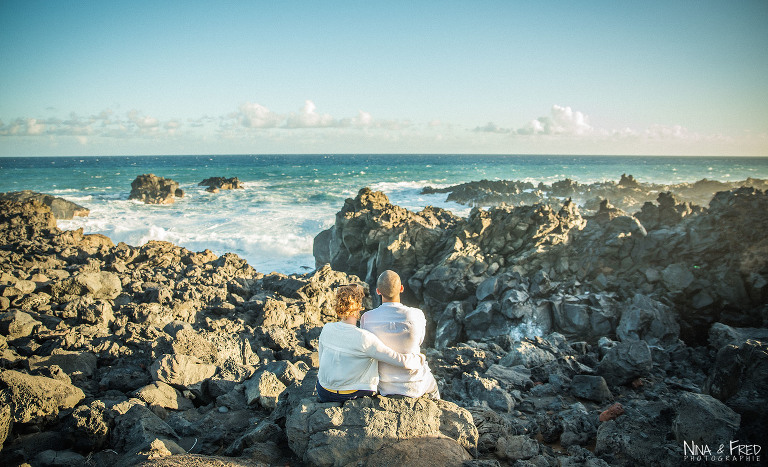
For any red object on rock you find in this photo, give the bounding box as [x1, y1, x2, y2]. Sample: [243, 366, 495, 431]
[599, 403, 625, 422]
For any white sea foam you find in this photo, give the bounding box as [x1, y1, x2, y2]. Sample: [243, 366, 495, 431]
[58, 183, 339, 274]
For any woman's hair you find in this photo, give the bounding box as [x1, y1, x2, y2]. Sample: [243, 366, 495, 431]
[335, 284, 364, 319]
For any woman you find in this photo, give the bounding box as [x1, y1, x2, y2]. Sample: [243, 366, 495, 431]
[316, 283, 425, 403]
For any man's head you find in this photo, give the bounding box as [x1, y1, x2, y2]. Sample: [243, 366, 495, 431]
[376, 270, 403, 302]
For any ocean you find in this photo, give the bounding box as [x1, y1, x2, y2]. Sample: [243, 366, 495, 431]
[2, 154, 767, 274]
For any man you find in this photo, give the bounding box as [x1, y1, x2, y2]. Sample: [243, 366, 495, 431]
[360, 270, 440, 399]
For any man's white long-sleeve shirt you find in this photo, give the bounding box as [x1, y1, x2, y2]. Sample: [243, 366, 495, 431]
[360, 302, 435, 397]
[317, 321, 424, 391]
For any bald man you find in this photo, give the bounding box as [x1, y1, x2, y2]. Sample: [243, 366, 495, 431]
[360, 270, 440, 398]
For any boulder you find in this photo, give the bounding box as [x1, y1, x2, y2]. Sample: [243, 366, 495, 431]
[571, 375, 613, 403]
[495, 434, 540, 461]
[484, 364, 533, 391]
[450, 372, 515, 413]
[672, 392, 740, 447]
[0, 310, 41, 340]
[50, 271, 122, 301]
[661, 263, 695, 292]
[99, 363, 153, 393]
[0, 370, 85, 423]
[286, 396, 477, 467]
[150, 355, 217, 389]
[595, 401, 680, 467]
[243, 370, 286, 409]
[67, 400, 112, 452]
[111, 405, 184, 463]
[0, 403, 11, 451]
[708, 322, 768, 349]
[558, 402, 599, 448]
[616, 294, 679, 346]
[29, 350, 98, 379]
[224, 419, 283, 457]
[597, 340, 653, 386]
[134, 382, 195, 411]
[32, 449, 87, 466]
[499, 340, 556, 368]
[129, 174, 184, 205]
[704, 339, 768, 448]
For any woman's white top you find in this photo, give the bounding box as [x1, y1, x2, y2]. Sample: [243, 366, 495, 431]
[317, 321, 424, 391]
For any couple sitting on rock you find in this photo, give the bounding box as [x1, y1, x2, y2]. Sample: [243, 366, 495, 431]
[316, 270, 440, 403]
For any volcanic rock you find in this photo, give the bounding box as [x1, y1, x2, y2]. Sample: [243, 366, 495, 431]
[286, 395, 478, 467]
[150, 354, 217, 389]
[597, 340, 653, 386]
[0, 190, 89, 219]
[0, 370, 85, 424]
[199, 177, 244, 193]
[129, 174, 184, 204]
[672, 392, 740, 447]
[571, 375, 613, 403]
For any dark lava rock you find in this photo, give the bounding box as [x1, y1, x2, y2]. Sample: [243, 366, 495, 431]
[129, 174, 184, 204]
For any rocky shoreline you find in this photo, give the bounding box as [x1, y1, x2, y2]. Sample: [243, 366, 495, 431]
[1, 176, 767, 466]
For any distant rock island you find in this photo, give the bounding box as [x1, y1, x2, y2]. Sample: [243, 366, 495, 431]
[199, 177, 244, 193]
[129, 174, 184, 204]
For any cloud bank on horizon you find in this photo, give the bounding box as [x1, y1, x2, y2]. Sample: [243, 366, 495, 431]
[2, 101, 754, 156]
[1, 1, 766, 156]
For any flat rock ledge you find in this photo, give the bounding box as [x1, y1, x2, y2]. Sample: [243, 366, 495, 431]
[286, 395, 478, 467]
[0, 191, 89, 219]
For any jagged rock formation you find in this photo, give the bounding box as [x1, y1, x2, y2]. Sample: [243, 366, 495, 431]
[0, 190, 89, 219]
[198, 177, 244, 193]
[129, 174, 184, 204]
[315, 186, 768, 346]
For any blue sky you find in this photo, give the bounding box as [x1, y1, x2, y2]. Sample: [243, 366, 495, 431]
[1, 1, 767, 156]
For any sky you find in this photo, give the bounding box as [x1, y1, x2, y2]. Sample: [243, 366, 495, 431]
[1, 1, 767, 156]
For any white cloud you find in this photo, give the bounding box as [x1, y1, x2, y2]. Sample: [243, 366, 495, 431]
[236, 102, 282, 128]
[473, 122, 511, 134]
[128, 110, 160, 130]
[517, 105, 593, 136]
[285, 100, 335, 128]
[0, 110, 185, 141]
[351, 110, 373, 127]
[0, 118, 47, 136]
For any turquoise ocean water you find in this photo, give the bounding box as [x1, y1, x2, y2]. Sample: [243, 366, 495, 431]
[1, 155, 767, 273]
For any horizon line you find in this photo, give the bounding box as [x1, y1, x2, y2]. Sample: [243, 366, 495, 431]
[2, 153, 767, 159]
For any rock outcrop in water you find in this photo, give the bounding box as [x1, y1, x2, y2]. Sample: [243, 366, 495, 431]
[1, 177, 767, 466]
[129, 174, 184, 205]
[0, 191, 89, 220]
[198, 177, 244, 193]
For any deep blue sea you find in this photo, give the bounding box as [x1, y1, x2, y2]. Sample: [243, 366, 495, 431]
[2, 154, 767, 273]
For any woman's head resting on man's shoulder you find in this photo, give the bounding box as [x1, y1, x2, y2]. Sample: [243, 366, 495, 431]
[335, 284, 365, 319]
